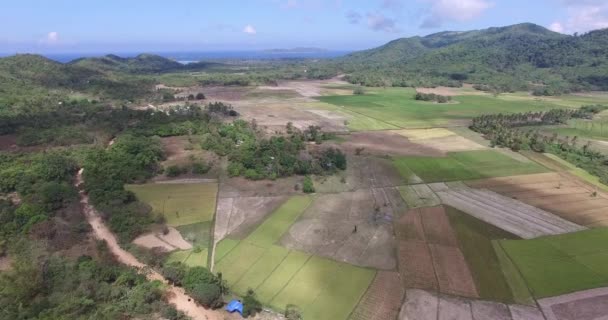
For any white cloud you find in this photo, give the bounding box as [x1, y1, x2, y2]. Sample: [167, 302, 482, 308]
[243, 25, 257, 35]
[367, 12, 399, 33]
[549, 22, 565, 33]
[40, 31, 60, 44]
[285, 0, 298, 8]
[421, 0, 493, 28]
[556, 2, 608, 34]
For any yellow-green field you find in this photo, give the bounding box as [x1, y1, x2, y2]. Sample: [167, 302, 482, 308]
[126, 183, 218, 226]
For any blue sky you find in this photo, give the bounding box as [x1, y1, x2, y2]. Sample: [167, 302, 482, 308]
[1, 0, 607, 53]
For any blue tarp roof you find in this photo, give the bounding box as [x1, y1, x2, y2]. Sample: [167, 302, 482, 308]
[226, 299, 244, 315]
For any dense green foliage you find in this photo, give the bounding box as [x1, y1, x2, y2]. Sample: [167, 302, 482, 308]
[414, 92, 452, 103]
[162, 263, 227, 309]
[0, 245, 186, 320]
[204, 121, 346, 180]
[471, 105, 608, 184]
[330, 23, 608, 93]
[242, 289, 263, 317]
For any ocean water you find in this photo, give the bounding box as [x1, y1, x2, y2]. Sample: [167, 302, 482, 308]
[13, 51, 350, 63]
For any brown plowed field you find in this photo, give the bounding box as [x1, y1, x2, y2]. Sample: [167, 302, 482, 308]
[339, 131, 442, 157]
[396, 206, 478, 298]
[399, 240, 438, 290]
[349, 271, 405, 320]
[467, 172, 608, 228]
[430, 244, 478, 298]
[420, 207, 458, 246]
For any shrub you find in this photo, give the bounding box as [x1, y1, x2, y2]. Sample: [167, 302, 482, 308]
[353, 87, 365, 95]
[285, 304, 302, 320]
[192, 162, 210, 175]
[196, 93, 206, 100]
[162, 262, 187, 286]
[165, 165, 185, 177]
[242, 289, 263, 317]
[190, 282, 222, 308]
[302, 176, 315, 193]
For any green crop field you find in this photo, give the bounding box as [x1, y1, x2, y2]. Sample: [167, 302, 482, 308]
[125, 183, 218, 226]
[318, 88, 561, 128]
[499, 228, 608, 298]
[167, 248, 209, 268]
[446, 207, 519, 303]
[393, 150, 548, 183]
[214, 195, 375, 319]
[175, 221, 213, 247]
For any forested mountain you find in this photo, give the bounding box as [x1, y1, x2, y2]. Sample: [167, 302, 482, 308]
[70, 53, 216, 74]
[336, 23, 608, 93]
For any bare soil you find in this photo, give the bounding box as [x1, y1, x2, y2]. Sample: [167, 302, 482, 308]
[0, 256, 12, 271]
[398, 240, 438, 290]
[280, 189, 397, 270]
[350, 271, 405, 320]
[399, 289, 546, 320]
[219, 176, 302, 198]
[133, 227, 193, 251]
[338, 131, 442, 157]
[466, 172, 608, 228]
[214, 196, 287, 241]
[420, 206, 459, 247]
[430, 244, 478, 298]
[538, 286, 608, 320]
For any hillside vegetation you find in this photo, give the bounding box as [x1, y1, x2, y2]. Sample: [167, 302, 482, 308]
[332, 23, 608, 93]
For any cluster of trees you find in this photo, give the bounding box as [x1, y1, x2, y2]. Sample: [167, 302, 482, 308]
[0, 244, 187, 320]
[414, 92, 452, 103]
[471, 105, 608, 184]
[161, 262, 263, 316]
[203, 121, 346, 180]
[82, 135, 164, 242]
[165, 161, 211, 177]
[206, 101, 238, 117]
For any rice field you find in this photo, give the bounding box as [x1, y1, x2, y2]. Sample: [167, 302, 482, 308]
[498, 228, 608, 298]
[214, 195, 376, 319]
[393, 150, 548, 183]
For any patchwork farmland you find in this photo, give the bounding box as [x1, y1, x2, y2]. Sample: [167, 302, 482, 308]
[116, 81, 608, 320]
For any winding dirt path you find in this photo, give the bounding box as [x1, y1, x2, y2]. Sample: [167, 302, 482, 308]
[76, 169, 222, 320]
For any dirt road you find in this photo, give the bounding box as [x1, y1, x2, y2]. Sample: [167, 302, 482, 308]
[76, 169, 222, 320]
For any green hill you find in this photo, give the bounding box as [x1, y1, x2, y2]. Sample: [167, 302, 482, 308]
[336, 23, 608, 93]
[70, 53, 185, 73]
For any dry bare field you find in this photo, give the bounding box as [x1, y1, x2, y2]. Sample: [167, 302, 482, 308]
[280, 189, 399, 270]
[538, 287, 608, 320]
[398, 289, 546, 320]
[395, 206, 478, 298]
[349, 271, 405, 320]
[395, 128, 487, 153]
[467, 172, 608, 227]
[434, 182, 586, 238]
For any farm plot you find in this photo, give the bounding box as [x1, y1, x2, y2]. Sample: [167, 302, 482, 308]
[499, 228, 608, 298]
[318, 88, 560, 128]
[314, 155, 413, 193]
[446, 207, 522, 303]
[349, 271, 405, 320]
[395, 206, 478, 298]
[435, 182, 585, 238]
[280, 189, 400, 270]
[126, 182, 218, 226]
[214, 196, 287, 242]
[337, 131, 442, 157]
[395, 128, 486, 153]
[393, 150, 548, 183]
[398, 289, 546, 320]
[398, 184, 441, 208]
[538, 287, 608, 320]
[466, 172, 608, 227]
[214, 195, 375, 320]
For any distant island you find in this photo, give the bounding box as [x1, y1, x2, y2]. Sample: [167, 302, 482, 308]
[263, 47, 328, 54]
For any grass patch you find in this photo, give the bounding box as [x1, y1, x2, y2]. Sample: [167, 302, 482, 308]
[492, 242, 535, 305]
[446, 206, 518, 303]
[125, 183, 218, 226]
[499, 228, 608, 298]
[175, 221, 212, 247]
[256, 251, 311, 303]
[318, 88, 561, 128]
[394, 150, 548, 183]
[214, 238, 240, 262]
[232, 245, 290, 294]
